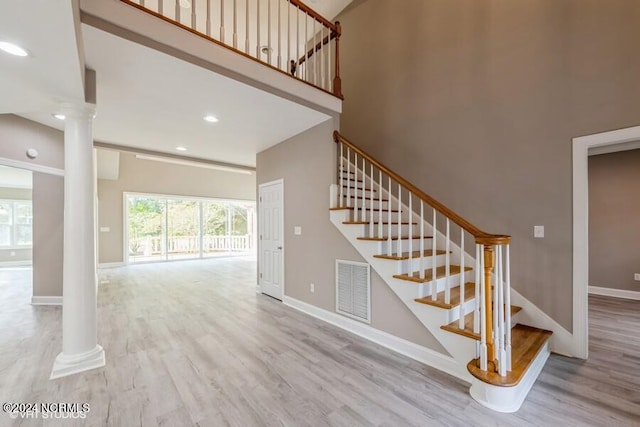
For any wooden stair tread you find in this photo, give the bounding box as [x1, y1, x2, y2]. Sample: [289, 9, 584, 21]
[358, 235, 432, 241]
[396, 265, 472, 284]
[374, 250, 447, 261]
[441, 306, 522, 341]
[467, 324, 552, 387]
[412, 281, 475, 309]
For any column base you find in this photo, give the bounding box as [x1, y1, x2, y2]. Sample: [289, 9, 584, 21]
[50, 345, 105, 380]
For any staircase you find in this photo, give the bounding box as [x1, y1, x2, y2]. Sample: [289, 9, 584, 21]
[330, 131, 552, 413]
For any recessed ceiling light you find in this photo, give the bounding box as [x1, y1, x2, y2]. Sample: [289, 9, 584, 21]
[0, 41, 28, 57]
[53, 114, 66, 120]
[175, 146, 187, 152]
[203, 115, 219, 123]
[179, 0, 191, 8]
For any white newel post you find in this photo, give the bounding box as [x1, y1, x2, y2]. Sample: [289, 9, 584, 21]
[50, 104, 105, 380]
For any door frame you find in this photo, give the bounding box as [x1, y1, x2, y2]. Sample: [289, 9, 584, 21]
[258, 179, 285, 299]
[572, 125, 640, 359]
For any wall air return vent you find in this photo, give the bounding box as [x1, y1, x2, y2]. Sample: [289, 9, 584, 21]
[335, 259, 371, 323]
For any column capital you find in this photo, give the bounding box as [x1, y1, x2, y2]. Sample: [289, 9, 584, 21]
[59, 103, 96, 120]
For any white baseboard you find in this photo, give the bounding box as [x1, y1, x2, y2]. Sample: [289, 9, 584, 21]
[31, 296, 63, 306]
[283, 296, 466, 382]
[589, 286, 640, 301]
[98, 262, 124, 269]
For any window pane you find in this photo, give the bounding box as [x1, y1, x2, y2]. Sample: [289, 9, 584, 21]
[167, 200, 200, 260]
[127, 196, 166, 263]
[0, 224, 10, 246]
[15, 202, 33, 225]
[16, 225, 32, 246]
[0, 203, 12, 225]
[202, 201, 228, 257]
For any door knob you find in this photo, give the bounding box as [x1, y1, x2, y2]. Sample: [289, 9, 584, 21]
[277, 246, 283, 250]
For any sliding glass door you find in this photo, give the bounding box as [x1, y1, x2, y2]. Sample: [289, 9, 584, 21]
[126, 194, 255, 264]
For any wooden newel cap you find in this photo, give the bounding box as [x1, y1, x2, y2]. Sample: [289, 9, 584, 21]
[474, 235, 511, 246]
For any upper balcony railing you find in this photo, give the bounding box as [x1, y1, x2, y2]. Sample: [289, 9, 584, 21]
[120, 0, 343, 98]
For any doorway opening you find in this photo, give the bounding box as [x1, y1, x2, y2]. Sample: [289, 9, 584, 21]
[572, 125, 640, 359]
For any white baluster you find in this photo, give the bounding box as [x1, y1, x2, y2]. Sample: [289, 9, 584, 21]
[175, 0, 180, 23]
[312, 19, 317, 85]
[493, 244, 500, 370]
[277, 0, 281, 69]
[408, 192, 413, 277]
[296, 7, 300, 77]
[361, 156, 366, 224]
[378, 170, 383, 238]
[353, 153, 358, 221]
[304, 13, 309, 82]
[369, 163, 374, 237]
[256, 0, 261, 57]
[445, 218, 450, 305]
[232, 0, 237, 48]
[396, 184, 402, 256]
[267, 0, 272, 64]
[459, 231, 465, 329]
[505, 244, 512, 371]
[387, 176, 392, 256]
[287, 0, 290, 70]
[479, 244, 487, 371]
[245, 0, 249, 53]
[206, 0, 212, 36]
[346, 149, 351, 208]
[327, 25, 332, 92]
[191, 0, 197, 29]
[320, 26, 325, 89]
[339, 143, 344, 207]
[420, 201, 424, 280]
[474, 243, 481, 334]
[431, 208, 437, 300]
[220, 0, 225, 43]
[497, 244, 507, 376]
[158, 0, 163, 15]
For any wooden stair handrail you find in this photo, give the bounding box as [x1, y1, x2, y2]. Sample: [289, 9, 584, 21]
[289, 0, 338, 31]
[333, 131, 510, 245]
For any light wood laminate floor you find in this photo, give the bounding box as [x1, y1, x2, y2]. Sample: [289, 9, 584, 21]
[0, 259, 639, 426]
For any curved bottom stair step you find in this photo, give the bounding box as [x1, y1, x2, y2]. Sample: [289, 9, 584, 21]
[467, 324, 552, 387]
[441, 305, 523, 340]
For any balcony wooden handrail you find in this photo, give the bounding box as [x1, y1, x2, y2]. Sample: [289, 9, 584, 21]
[289, 0, 338, 31]
[333, 130, 510, 245]
[118, 0, 343, 99]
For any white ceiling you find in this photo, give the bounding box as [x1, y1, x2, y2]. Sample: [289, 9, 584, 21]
[0, 0, 85, 114]
[0, 166, 33, 189]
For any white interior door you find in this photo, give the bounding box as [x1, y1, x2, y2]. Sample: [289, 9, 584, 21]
[259, 180, 284, 300]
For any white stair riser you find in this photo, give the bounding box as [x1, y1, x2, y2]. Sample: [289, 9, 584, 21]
[341, 188, 377, 198]
[358, 223, 416, 237]
[378, 238, 435, 254]
[344, 199, 390, 210]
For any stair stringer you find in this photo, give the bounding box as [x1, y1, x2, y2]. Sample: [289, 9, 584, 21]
[329, 185, 553, 413]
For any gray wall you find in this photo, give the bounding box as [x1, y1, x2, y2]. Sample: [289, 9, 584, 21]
[97, 151, 256, 264]
[589, 149, 640, 291]
[0, 114, 64, 297]
[256, 118, 447, 352]
[0, 186, 33, 263]
[337, 0, 640, 331]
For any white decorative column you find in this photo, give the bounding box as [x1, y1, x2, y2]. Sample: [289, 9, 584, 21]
[50, 104, 105, 379]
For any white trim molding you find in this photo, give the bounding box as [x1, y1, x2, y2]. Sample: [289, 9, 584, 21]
[0, 157, 64, 177]
[283, 295, 466, 383]
[31, 296, 63, 306]
[0, 260, 32, 268]
[572, 125, 640, 360]
[589, 286, 640, 301]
